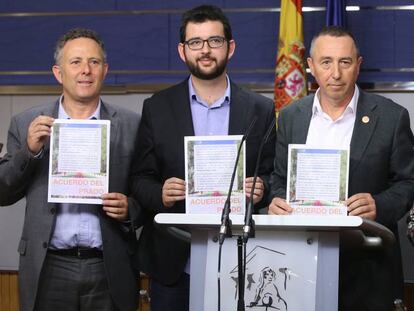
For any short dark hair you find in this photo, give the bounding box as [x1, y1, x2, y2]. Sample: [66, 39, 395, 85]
[309, 26, 360, 57]
[179, 5, 232, 42]
[54, 28, 107, 64]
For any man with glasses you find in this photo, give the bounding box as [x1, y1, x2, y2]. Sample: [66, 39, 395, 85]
[131, 5, 275, 311]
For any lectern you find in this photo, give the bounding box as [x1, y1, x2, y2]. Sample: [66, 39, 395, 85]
[155, 214, 394, 311]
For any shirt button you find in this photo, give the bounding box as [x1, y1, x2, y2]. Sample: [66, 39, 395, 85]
[42, 242, 48, 248]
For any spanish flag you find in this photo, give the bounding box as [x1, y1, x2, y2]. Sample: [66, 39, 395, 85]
[274, 0, 307, 111]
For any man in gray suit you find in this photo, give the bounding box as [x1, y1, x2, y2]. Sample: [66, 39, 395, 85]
[269, 26, 414, 310]
[0, 28, 141, 311]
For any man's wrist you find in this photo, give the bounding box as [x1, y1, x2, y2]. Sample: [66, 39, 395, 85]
[30, 147, 44, 159]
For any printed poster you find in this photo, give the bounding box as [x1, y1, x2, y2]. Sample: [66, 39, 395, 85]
[48, 119, 110, 204]
[287, 144, 349, 216]
[185, 135, 245, 214]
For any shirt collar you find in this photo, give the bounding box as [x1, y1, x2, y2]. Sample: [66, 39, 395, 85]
[58, 95, 101, 120]
[188, 75, 231, 108]
[312, 85, 359, 118]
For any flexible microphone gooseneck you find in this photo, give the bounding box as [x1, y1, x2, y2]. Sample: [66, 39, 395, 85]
[243, 117, 276, 243]
[218, 116, 257, 245]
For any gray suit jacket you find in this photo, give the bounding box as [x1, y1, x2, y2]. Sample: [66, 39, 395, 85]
[0, 101, 141, 311]
[270, 89, 414, 310]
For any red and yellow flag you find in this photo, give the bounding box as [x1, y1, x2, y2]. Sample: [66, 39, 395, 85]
[274, 0, 307, 111]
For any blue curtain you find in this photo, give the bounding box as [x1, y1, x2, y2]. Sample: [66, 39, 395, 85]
[326, 0, 346, 27]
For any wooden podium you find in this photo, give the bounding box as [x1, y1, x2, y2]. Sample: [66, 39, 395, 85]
[155, 214, 394, 311]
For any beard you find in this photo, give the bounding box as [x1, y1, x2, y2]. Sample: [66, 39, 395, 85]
[184, 51, 229, 80]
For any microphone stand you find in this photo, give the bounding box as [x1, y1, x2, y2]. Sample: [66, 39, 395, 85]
[217, 117, 257, 311]
[237, 236, 245, 311]
[218, 117, 257, 245]
[243, 117, 276, 243]
[238, 118, 276, 310]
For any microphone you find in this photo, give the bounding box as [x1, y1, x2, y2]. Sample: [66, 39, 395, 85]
[218, 116, 257, 245]
[243, 117, 276, 243]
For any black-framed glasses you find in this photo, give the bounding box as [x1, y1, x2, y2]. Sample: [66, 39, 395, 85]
[184, 36, 227, 50]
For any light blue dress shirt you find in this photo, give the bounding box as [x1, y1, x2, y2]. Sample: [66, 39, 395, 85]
[49, 96, 103, 250]
[188, 75, 230, 136]
[185, 76, 231, 273]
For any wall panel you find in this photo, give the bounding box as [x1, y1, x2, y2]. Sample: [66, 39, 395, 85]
[0, 0, 116, 12]
[0, 272, 19, 311]
[1, 2, 414, 86]
[395, 11, 414, 68]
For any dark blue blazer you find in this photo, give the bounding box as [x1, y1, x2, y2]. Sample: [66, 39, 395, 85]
[132, 78, 276, 285]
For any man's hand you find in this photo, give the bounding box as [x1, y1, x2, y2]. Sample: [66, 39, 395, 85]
[346, 193, 376, 220]
[162, 177, 186, 208]
[27, 115, 54, 154]
[268, 197, 293, 215]
[245, 177, 264, 204]
[102, 192, 129, 221]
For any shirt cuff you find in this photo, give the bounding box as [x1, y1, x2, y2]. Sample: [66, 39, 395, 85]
[31, 147, 44, 159]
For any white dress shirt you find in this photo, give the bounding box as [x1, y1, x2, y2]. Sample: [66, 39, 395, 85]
[306, 87, 359, 149]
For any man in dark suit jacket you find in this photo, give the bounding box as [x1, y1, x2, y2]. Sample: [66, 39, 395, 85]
[269, 26, 414, 310]
[0, 28, 141, 311]
[131, 5, 275, 311]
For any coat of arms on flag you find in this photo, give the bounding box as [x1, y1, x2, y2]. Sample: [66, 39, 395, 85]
[274, 0, 307, 111]
[275, 40, 306, 110]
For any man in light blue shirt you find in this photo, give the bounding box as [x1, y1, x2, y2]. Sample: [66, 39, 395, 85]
[0, 28, 141, 311]
[132, 5, 276, 311]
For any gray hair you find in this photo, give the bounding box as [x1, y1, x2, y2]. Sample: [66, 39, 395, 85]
[309, 26, 360, 58]
[54, 28, 107, 64]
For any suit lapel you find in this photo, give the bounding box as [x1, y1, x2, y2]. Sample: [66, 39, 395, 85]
[349, 91, 378, 174]
[170, 79, 253, 137]
[170, 79, 195, 137]
[229, 82, 250, 135]
[98, 103, 116, 220]
[39, 101, 60, 153]
[293, 96, 313, 144]
[100, 102, 118, 163]
[41, 101, 60, 215]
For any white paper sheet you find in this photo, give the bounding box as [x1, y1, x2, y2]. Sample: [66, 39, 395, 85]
[47, 119, 110, 204]
[287, 144, 349, 216]
[185, 135, 245, 214]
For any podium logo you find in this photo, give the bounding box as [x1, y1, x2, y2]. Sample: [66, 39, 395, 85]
[229, 245, 290, 310]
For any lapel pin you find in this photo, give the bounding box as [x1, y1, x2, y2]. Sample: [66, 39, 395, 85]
[362, 116, 370, 124]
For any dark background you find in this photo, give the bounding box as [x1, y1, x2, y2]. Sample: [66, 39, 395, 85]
[0, 0, 413, 86]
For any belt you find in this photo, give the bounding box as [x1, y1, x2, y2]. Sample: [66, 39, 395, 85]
[48, 247, 103, 259]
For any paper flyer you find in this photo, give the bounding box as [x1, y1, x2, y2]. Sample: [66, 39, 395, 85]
[184, 135, 245, 214]
[287, 144, 349, 216]
[48, 119, 110, 204]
